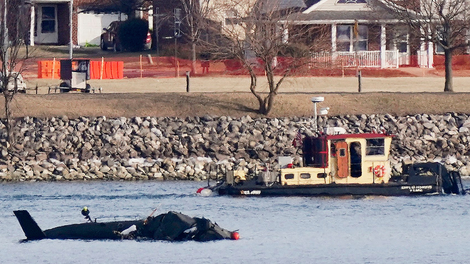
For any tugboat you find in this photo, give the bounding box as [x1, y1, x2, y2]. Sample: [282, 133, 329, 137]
[199, 98, 466, 197]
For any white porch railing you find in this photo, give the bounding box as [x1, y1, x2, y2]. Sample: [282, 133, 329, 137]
[311, 50, 401, 69]
[417, 50, 431, 68]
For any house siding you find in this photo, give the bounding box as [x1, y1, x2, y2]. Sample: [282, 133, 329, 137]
[77, 11, 125, 46]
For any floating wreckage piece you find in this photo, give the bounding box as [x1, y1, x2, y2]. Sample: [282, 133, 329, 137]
[14, 210, 239, 242]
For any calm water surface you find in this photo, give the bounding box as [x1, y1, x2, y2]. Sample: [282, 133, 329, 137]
[1, 180, 470, 264]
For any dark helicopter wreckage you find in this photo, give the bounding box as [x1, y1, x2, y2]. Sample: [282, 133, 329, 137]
[14, 208, 239, 242]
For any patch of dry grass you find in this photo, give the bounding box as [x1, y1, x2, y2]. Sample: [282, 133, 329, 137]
[12, 46, 470, 119]
[25, 76, 470, 94]
[4, 92, 470, 119]
[10, 71, 470, 119]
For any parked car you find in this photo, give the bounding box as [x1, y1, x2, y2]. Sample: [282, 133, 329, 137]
[100, 21, 152, 52]
[0, 72, 26, 93]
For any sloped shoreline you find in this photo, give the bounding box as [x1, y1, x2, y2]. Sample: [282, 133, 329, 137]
[1, 113, 469, 182]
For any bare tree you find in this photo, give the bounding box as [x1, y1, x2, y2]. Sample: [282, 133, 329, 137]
[381, 0, 470, 92]
[179, 0, 213, 74]
[204, 0, 326, 115]
[0, 0, 30, 146]
[151, 0, 212, 74]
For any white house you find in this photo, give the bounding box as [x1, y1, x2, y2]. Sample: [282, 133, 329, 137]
[285, 0, 434, 68]
[29, 0, 141, 46]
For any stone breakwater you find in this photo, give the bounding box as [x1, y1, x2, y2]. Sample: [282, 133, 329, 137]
[1, 113, 470, 182]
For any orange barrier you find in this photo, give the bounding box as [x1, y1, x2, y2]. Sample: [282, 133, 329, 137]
[89, 61, 124, 79]
[38, 60, 124, 79]
[38, 60, 60, 79]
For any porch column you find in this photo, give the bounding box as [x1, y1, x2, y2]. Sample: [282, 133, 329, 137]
[30, 5, 35, 46]
[419, 42, 426, 67]
[380, 24, 386, 68]
[282, 24, 288, 44]
[418, 26, 426, 67]
[331, 23, 337, 60]
[427, 41, 434, 68]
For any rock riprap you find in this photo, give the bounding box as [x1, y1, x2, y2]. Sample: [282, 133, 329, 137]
[1, 113, 470, 182]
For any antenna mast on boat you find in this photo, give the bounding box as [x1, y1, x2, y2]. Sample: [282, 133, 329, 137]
[311, 97, 329, 132]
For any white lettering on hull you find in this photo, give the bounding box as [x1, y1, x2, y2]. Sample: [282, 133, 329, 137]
[240, 190, 261, 195]
[401, 185, 433, 192]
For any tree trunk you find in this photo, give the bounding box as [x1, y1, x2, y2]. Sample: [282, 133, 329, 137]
[248, 69, 267, 114]
[3, 93, 13, 146]
[444, 49, 453, 92]
[263, 67, 276, 115]
[263, 93, 275, 115]
[191, 41, 197, 74]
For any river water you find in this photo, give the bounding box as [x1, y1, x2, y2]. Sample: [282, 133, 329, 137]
[1, 180, 470, 264]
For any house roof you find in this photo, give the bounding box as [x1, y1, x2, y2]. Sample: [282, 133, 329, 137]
[32, 0, 71, 3]
[257, 0, 307, 14]
[286, 10, 398, 24]
[283, 0, 406, 24]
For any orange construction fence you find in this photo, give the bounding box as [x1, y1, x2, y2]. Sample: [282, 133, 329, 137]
[37, 60, 123, 79]
[38, 60, 61, 79]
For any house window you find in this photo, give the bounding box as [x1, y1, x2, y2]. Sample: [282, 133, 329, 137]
[436, 42, 445, 54]
[398, 42, 407, 53]
[336, 25, 368, 52]
[225, 9, 240, 25]
[337, 0, 367, 3]
[389, 27, 408, 53]
[435, 27, 447, 54]
[41, 6, 56, 33]
[396, 31, 408, 53]
[366, 138, 385, 155]
[467, 30, 470, 54]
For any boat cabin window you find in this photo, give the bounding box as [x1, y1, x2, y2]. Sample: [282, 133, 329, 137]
[366, 138, 385, 155]
[300, 173, 311, 179]
[339, 148, 346, 157]
[303, 137, 328, 168]
[284, 174, 294, 180]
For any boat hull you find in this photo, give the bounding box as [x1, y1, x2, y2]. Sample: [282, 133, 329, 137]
[217, 183, 439, 196]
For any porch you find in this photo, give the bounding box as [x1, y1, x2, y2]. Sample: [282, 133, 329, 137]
[310, 50, 432, 69]
[30, 0, 72, 46]
[286, 8, 435, 69]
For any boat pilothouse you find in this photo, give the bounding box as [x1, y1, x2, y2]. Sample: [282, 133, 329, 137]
[207, 129, 466, 197]
[284, 132, 392, 186]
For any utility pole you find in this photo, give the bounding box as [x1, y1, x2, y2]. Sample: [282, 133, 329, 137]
[154, 7, 159, 56]
[174, 8, 181, 77]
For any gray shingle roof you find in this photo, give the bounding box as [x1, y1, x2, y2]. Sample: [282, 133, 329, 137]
[287, 10, 398, 22]
[258, 0, 307, 13]
[283, 0, 405, 23]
